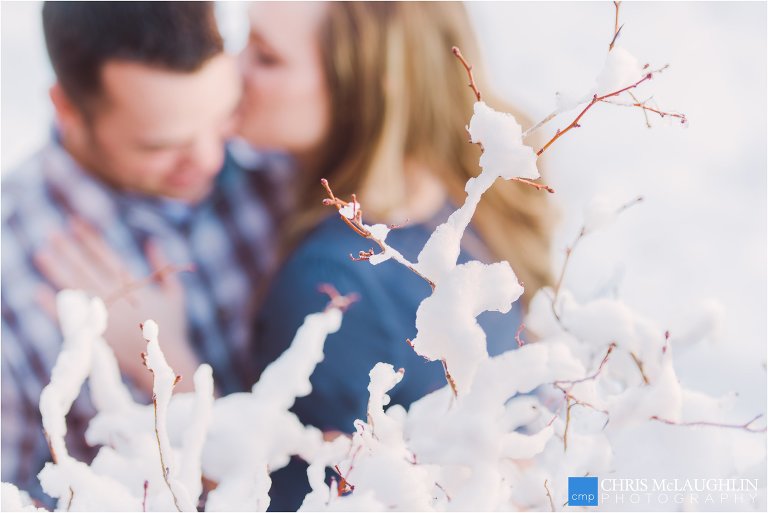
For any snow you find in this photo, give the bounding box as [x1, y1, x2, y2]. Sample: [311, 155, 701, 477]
[468, 101, 540, 181]
[594, 46, 646, 96]
[1, 4, 765, 511]
[1, 483, 46, 512]
[338, 201, 361, 221]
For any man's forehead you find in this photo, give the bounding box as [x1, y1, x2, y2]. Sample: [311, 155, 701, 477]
[97, 55, 240, 132]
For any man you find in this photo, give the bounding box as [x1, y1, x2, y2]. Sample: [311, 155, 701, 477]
[1, 2, 283, 502]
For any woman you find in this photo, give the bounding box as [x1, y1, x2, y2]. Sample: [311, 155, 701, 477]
[239, 2, 555, 508]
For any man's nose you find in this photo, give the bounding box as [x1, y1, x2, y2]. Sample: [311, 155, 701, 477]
[183, 134, 226, 177]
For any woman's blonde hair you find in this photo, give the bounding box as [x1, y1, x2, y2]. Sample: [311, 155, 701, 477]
[283, 2, 555, 304]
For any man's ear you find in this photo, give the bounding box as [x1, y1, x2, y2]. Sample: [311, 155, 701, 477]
[49, 82, 86, 133]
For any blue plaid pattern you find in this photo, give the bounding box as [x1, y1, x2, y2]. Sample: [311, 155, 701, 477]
[1, 139, 288, 502]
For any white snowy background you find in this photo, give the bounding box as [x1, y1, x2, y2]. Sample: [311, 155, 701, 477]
[1, 0, 765, 431]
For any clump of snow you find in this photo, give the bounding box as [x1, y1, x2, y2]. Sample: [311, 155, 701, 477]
[202, 307, 347, 511]
[468, 101, 540, 181]
[582, 194, 621, 233]
[546, 45, 646, 121]
[366, 224, 391, 243]
[338, 201, 361, 220]
[409, 261, 523, 395]
[1, 483, 47, 512]
[593, 46, 645, 96]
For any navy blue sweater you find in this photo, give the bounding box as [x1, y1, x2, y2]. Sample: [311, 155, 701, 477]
[252, 208, 524, 510]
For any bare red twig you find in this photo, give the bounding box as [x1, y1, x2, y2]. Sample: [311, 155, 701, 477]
[442, 359, 458, 398]
[142, 480, 149, 512]
[317, 283, 360, 313]
[536, 66, 673, 156]
[321, 178, 436, 290]
[553, 342, 617, 388]
[558, 397, 611, 452]
[44, 431, 58, 464]
[333, 465, 355, 496]
[544, 479, 555, 512]
[515, 323, 527, 348]
[105, 263, 195, 307]
[602, 95, 687, 127]
[650, 414, 767, 433]
[629, 351, 650, 385]
[510, 177, 555, 193]
[333, 445, 363, 497]
[548, 342, 616, 438]
[563, 397, 572, 451]
[435, 481, 452, 502]
[609, 1, 623, 51]
[66, 487, 74, 512]
[625, 103, 687, 123]
[452, 46, 482, 102]
[351, 249, 375, 262]
[628, 92, 651, 128]
[551, 226, 585, 318]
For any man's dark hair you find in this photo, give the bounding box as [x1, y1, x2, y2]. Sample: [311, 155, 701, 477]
[42, 1, 224, 107]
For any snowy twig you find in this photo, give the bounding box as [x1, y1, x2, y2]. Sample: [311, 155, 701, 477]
[453, 50, 554, 194]
[551, 196, 643, 319]
[560, 397, 611, 452]
[525, 3, 684, 143]
[452, 46, 482, 102]
[321, 178, 436, 289]
[548, 342, 616, 433]
[141, 321, 193, 512]
[333, 465, 355, 496]
[650, 414, 768, 433]
[334, 445, 362, 497]
[553, 342, 616, 388]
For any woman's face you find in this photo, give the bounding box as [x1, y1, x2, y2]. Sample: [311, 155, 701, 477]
[238, 2, 330, 157]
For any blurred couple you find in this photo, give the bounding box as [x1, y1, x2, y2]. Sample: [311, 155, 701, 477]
[1, 2, 553, 509]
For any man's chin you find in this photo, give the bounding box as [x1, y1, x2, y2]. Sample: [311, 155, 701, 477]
[159, 182, 214, 205]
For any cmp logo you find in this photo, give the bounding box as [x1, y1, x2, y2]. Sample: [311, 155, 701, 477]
[569, 476, 599, 506]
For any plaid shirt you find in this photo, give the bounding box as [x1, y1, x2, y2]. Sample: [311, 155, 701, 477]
[1, 138, 289, 502]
